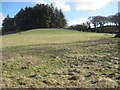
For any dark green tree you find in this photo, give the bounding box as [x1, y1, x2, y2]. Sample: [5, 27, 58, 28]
[59, 9, 67, 28]
[2, 15, 16, 34]
[2, 3, 67, 34]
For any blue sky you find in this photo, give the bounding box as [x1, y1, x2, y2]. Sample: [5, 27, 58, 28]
[0, 0, 119, 27]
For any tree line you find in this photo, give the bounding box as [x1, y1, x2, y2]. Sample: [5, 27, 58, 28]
[2, 4, 67, 34]
[68, 13, 119, 33]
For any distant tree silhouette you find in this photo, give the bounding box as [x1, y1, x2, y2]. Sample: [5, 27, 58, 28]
[68, 13, 119, 33]
[110, 14, 118, 26]
[68, 24, 87, 31]
[115, 13, 120, 38]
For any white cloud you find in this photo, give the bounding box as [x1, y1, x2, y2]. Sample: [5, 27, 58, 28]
[68, 18, 88, 26]
[54, 2, 70, 11]
[32, 0, 71, 11]
[31, 0, 114, 11]
[32, 0, 48, 5]
[74, 0, 112, 11]
[0, 12, 5, 28]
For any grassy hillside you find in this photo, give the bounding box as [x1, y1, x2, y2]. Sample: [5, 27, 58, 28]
[2, 29, 119, 88]
[3, 29, 111, 48]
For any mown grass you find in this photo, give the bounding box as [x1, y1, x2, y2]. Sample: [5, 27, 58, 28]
[1, 29, 119, 88]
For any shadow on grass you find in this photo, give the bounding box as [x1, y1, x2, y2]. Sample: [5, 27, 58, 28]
[3, 37, 118, 60]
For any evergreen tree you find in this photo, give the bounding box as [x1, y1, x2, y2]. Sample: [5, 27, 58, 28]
[2, 15, 16, 34]
[2, 3, 67, 34]
[59, 9, 67, 28]
[49, 3, 56, 28]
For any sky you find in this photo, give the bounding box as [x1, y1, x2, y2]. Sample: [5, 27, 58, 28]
[0, 0, 119, 27]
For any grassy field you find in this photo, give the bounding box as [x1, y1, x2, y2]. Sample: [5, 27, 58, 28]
[1, 29, 119, 88]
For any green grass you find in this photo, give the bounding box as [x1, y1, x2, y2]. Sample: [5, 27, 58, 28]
[2, 29, 119, 88]
[2, 29, 111, 48]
